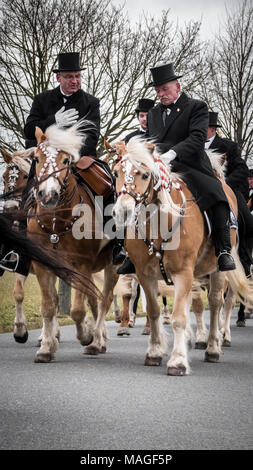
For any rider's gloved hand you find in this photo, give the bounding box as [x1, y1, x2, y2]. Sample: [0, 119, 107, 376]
[55, 106, 79, 127]
[161, 149, 176, 165]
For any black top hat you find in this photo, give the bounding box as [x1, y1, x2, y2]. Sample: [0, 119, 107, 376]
[53, 52, 86, 73]
[135, 98, 155, 113]
[208, 112, 222, 127]
[148, 63, 182, 87]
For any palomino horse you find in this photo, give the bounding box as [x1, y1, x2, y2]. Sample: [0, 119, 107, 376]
[112, 138, 253, 375]
[1, 148, 34, 342]
[0, 148, 99, 343]
[27, 122, 119, 362]
[104, 140, 212, 338]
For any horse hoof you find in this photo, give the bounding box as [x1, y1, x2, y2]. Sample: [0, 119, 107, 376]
[163, 318, 170, 325]
[14, 331, 28, 343]
[222, 339, 231, 347]
[83, 345, 100, 355]
[128, 321, 134, 328]
[167, 365, 187, 376]
[195, 341, 207, 350]
[80, 336, 93, 346]
[34, 353, 53, 363]
[144, 355, 162, 366]
[236, 320, 246, 327]
[114, 311, 122, 323]
[142, 327, 150, 335]
[117, 327, 130, 336]
[204, 351, 219, 363]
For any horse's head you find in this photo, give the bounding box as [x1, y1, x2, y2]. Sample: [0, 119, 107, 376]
[33, 126, 76, 208]
[112, 138, 156, 229]
[102, 139, 127, 170]
[0, 148, 33, 210]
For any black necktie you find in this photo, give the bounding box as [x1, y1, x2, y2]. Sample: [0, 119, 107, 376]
[162, 103, 174, 124]
[61, 94, 72, 103]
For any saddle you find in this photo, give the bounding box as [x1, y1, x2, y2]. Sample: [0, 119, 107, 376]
[75, 156, 114, 199]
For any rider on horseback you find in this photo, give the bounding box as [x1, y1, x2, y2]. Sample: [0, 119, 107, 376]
[0, 52, 124, 272]
[118, 62, 236, 274]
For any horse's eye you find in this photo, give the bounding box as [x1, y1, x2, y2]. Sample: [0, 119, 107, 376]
[142, 172, 149, 180]
[63, 158, 69, 165]
[23, 175, 28, 180]
[114, 170, 118, 178]
[34, 156, 39, 164]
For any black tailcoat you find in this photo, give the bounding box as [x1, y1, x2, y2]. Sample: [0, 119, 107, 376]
[124, 129, 145, 143]
[146, 92, 228, 211]
[24, 86, 100, 157]
[209, 134, 250, 201]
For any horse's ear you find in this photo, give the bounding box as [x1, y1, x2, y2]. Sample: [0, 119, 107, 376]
[220, 153, 227, 167]
[0, 148, 12, 164]
[35, 127, 46, 144]
[104, 139, 112, 151]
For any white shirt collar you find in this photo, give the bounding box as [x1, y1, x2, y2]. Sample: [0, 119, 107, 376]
[205, 134, 216, 149]
[60, 86, 73, 98]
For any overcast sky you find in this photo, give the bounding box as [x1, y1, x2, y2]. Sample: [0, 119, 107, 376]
[112, 0, 239, 40]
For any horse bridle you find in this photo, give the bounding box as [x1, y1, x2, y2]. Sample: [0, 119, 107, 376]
[115, 154, 187, 285]
[115, 155, 155, 206]
[4, 163, 23, 204]
[34, 143, 77, 205]
[34, 143, 80, 246]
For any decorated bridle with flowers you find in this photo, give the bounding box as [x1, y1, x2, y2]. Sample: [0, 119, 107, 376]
[34, 142, 80, 246]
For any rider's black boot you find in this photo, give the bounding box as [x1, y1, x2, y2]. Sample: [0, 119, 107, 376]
[117, 257, 136, 274]
[112, 238, 126, 265]
[211, 202, 236, 272]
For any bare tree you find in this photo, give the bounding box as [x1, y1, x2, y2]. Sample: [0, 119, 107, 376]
[0, 0, 204, 154]
[199, 0, 253, 163]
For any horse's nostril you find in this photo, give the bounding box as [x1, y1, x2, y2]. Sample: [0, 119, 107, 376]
[38, 190, 44, 199]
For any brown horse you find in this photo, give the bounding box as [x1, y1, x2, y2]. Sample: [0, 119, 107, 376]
[1, 148, 34, 342]
[27, 122, 119, 362]
[112, 138, 253, 375]
[0, 147, 100, 344]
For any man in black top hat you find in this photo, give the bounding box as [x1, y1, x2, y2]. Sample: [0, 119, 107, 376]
[124, 98, 155, 143]
[206, 112, 250, 201]
[206, 111, 253, 274]
[1, 53, 121, 273]
[118, 62, 236, 274]
[24, 52, 100, 156]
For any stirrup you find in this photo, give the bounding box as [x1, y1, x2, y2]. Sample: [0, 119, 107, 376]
[0, 251, 19, 272]
[217, 251, 236, 271]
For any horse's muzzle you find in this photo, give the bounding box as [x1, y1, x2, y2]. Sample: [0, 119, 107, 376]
[38, 189, 59, 208]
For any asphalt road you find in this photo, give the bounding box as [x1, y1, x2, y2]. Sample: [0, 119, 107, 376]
[0, 310, 252, 451]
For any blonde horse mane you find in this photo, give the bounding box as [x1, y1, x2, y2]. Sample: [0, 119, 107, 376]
[206, 150, 226, 180]
[44, 119, 96, 162]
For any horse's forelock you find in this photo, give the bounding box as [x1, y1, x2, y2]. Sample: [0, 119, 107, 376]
[44, 123, 84, 162]
[126, 138, 156, 173]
